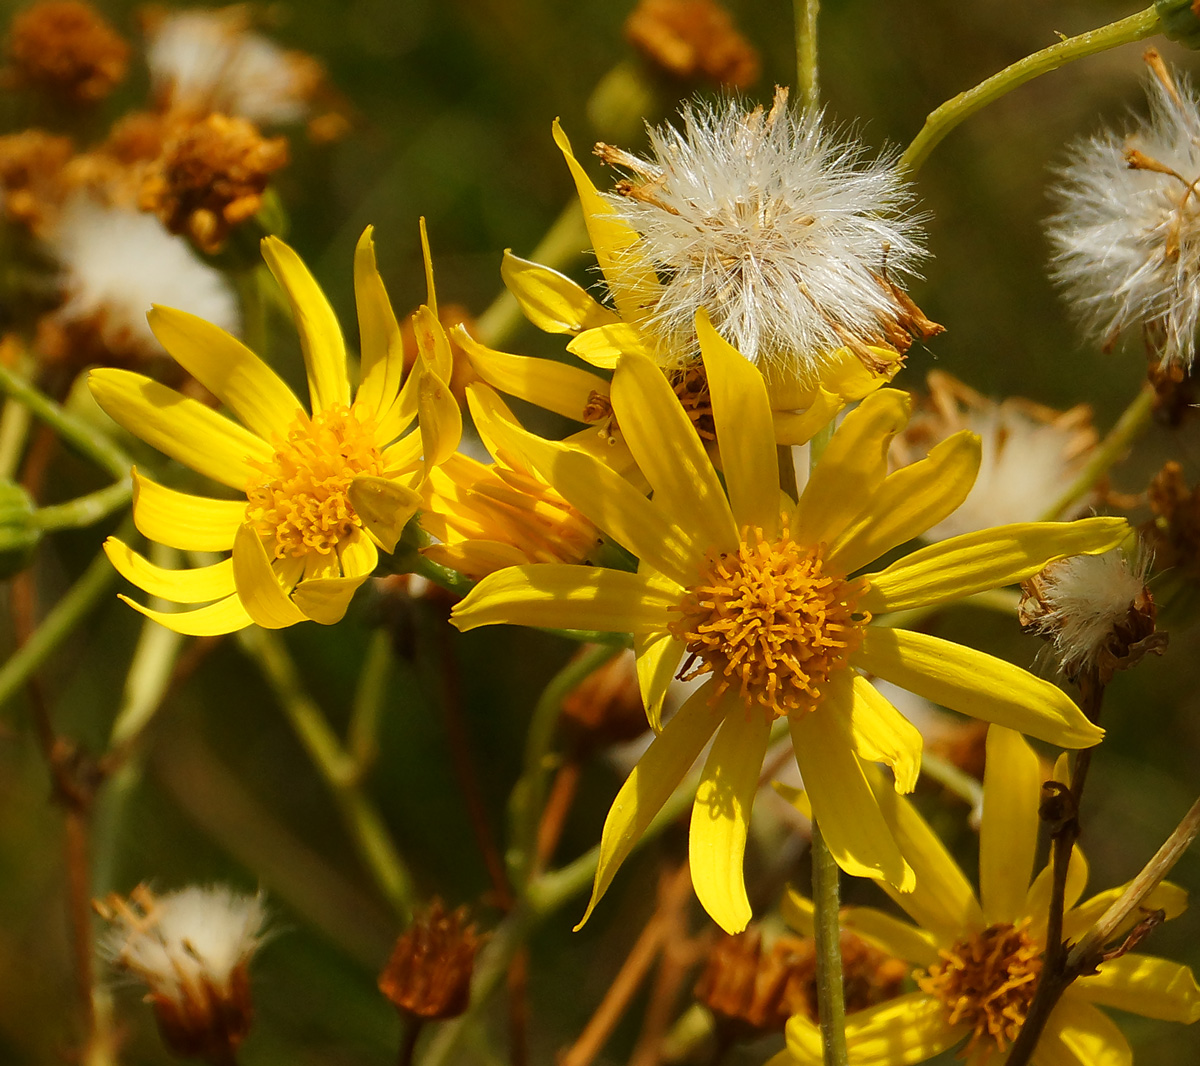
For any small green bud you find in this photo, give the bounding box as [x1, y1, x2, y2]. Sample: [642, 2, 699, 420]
[1157, 0, 1200, 50]
[0, 480, 40, 577]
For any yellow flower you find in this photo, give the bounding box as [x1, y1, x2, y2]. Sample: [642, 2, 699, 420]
[420, 386, 602, 579]
[777, 726, 1200, 1066]
[90, 226, 459, 634]
[451, 309, 1124, 934]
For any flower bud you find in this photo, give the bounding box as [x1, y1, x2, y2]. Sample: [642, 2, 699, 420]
[1157, 0, 1200, 50]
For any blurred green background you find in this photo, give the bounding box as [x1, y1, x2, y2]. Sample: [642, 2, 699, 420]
[1, 0, 1199, 1063]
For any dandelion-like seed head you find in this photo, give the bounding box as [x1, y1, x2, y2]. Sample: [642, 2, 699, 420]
[669, 519, 869, 719]
[917, 919, 1042, 1059]
[1019, 547, 1159, 681]
[597, 87, 936, 379]
[99, 884, 267, 1060]
[1048, 49, 1200, 369]
[245, 403, 385, 560]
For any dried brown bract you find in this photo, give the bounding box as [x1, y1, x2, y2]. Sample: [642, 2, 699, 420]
[624, 0, 760, 90]
[139, 113, 288, 254]
[379, 900, 483, 1021]
[0, 130, 73, 234]
[6, 0, 129, 103]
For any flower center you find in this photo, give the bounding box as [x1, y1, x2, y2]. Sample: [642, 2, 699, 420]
[668, 522, 868, 719]
[917, 920, 1043, 1059]
[245, 404, 385, 559]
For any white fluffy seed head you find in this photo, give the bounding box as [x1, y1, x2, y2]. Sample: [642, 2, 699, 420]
[145, 8, 319, 125]
[1047, 51, 1200, 369]
[599, 87, 929, 379]
[101, 884, 268, 1000]
[1021, 549, 1150, 677]
[45, 192, 240, 355]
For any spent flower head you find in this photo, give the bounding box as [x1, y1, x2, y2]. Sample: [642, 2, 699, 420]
[98, 884, 267, 1062]
[1048, 49, 1200, 369]
[594, 86, 938, 380]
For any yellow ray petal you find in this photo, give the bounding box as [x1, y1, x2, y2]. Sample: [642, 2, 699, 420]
[353, 226, 406, 422]
[1037, 996, 1132, 1066]
[849, 675, 922, 793]
[613, 352, 738, 551]
[1063, 882, 1188, 943]
[424, 540, 528, 579]
[860, 517, 1132, 614]
[501, 250, 620, 335]
[118, 592, 252, 636]
[634, 630, 684, 733]
[567, 322, 649, 368]
[790, 707, 914, 890]
[1073, 954, 1200, 1022]
[131, 469, 243, 551]
[697, 309, 778, 537]
[417, 362, 462, 470]
[690, 703, 771, 933]
[261, 236, 349, 412]
[468, 383, 700, 585]
[552, 120, 659, 331]
[794, 388, 911, 546]
[292, 531, 377, 625]
[452, 564, 679, 635]
[147, 306, 301, 440]
[818, 346, 901, 401]
[455, 328, 608, 422]
[104, 538, 235, 604]
[231, 523, 307, 629]
[979, 725, 1042, 925]
[829, 431, 981, 576]
[865, 763, 984, 943]
[1026, 847, 1089, 940]
[781, 889, 939, 966]
[90, 369, 271, 489]
[784, 993, 962, 1066]
[348, 475, 420, 554]
[771, 388, 843, 447]
[856, 627, 1104, 749]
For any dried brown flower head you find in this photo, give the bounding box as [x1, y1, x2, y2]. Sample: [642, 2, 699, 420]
[6, 0, 129, 103]
[560, 648, 649, 752]
[1145, 461, 1200, 575]
[695, 927, 906, 1039]
[379, 900, 483, 1021]
[624, 0, 759, 90]
[0, 130, 73, 234]
[139, 113, 288, 253]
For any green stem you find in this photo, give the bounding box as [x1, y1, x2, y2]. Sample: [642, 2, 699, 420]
[237, 627, 417, 921]
[34, 478, 132, 532]
[508, 643, 621, 890]
[1042, 384, 1156, 521]
[0, 393, 32, 480]
[474, 200, 589, 350]
[0, 535, 124, 713]
[899, 6, 1161, 175]
[0, 363, 130, 479]
[795, 0, 820, 109]
[811, 821, 849, 1066]
[348, 628, 394, 775]
[921, 751, 983, 812]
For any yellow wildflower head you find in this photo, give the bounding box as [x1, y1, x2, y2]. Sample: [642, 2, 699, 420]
[90, 224, 457, 634]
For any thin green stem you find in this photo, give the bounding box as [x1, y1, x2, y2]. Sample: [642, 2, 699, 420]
[811, 821, 849, 1066]
[34, 478, 132, 531]
[900, 6, 1161, 175]
[475, 200, 589, 350]
[0, 394, 32, 479]
[1042, 384, 1156, 521]
[238, 627, 417, 920]
[348, 628, 394, 775]
[0, 535, 124, 713]
[795, 0, 820, 109]
[0, 363, 130, 479]
[508, 643, 621, 891]
[921, 751, 984, 811]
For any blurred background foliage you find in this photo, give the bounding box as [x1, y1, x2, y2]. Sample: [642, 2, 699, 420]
[1, 0, 1198, 1063]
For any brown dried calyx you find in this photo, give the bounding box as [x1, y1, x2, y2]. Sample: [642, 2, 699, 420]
[624, 0, 760, 90]
[5, 0, 129, 103]
[140, 113, 288, 254]
[379, 900, 483, 1020]
[694, 927, 906, 1039]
